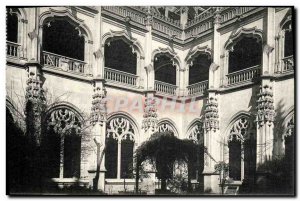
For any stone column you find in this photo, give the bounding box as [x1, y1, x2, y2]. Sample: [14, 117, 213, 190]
[89, 78, 107, 191]
[24, 61, 45, 188]
[144, 8, 154, 90]
[25, 61, 45, 146]
[203, 90, 221, 194]
[255, 8, 276, 167]
[256, 82, 275, 165]
[212, 8, 221, 88]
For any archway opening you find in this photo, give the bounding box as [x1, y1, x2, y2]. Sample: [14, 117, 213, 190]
[189, 53, 211, 85]
[283, 21, 293, 57]
[228, 136, 241, 180]
[42, 19, 85, 61]
[228, 37, 262, 73]
[154, 54, 176, 85]
[104, 38, 137, 75]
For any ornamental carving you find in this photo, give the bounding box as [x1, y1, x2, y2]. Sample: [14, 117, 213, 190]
[107, 117, 135, 142]
[204, 97, 219, 131]
[25, 66, 45, 145]
[91, 83, 107, 125]
[187, 122, 204, 144]
[228, 117, 254, 142]
[142, 97, 158, 132]
[256, 85, 275, 126]
[283, 113, 294, 138]
[47, 108, 82, 135]
[157, 120, 177, 135]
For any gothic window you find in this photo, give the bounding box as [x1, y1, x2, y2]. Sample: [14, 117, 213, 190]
[104, 39, 137, 75]
[105, 116, 136, 179]
[154, 54, 176, 85]
[228, 37, 262, 73]
[42, 19, 85, 61]
[189, 53, 211, 85]
[227, 117, 255, 181]
[187, 122, 204, 180]
[42, 107, 82, 179]
[283, 21, 293, 57]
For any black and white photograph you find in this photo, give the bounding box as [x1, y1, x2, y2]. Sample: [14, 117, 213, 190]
[5, 4, 296, 196]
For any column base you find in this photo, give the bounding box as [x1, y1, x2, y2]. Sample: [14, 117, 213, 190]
[88, 168, 106, 192]
[203, 171, 221, 194]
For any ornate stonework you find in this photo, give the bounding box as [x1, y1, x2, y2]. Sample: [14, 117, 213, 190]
[204, 97, 219, 131]
[228, 117, 254, 142]
[91, 82, 107, 125]
[283, 113, 294, 138]
[25, 64, 45, 145]
[47, 108, 82, 135]
[256, 85, 275, 126]
[142, 96, 158, 132]
[107, 117, 135, 141]
[187, 122, 204, 144]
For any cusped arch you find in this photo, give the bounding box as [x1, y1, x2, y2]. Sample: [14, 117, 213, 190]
[224, 26, 263, 51]
[102, 30, 145, 58]
[152, 47, 181, 67]
[157, 118, 179, 137]
[185, 45, 212, 66]
[7, 7, 28, 21]
[39, 7, 93, 42]
[279, 9, 292, 29]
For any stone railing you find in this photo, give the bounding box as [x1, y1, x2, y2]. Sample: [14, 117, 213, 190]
[104, 67, 138, 86]
[102, 6, 146, 25]
[281, 55, 294, 72]
[155, 80, 177, 95]
[187, 80, 208, 96]
[152, 10, 181, 27]
[220, 7, 256, 23]
[43, 51, 86, 74]
[186, 7, 216, 27]
[226, 65, 260, 85]
[152, 18, 182, 39]
[185, 19, 213, 39]
[6, 41, 20, 58]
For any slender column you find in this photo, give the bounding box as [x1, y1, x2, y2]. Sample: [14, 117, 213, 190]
[212, 8, 221, 88]
[117, 140, 122, 179]
[59, 137, 65, 178]
[27, 7, 39, 62]
[89, 77, 107, 191]
[203, 90, 221, 194]
[144, 7, 154, 90]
